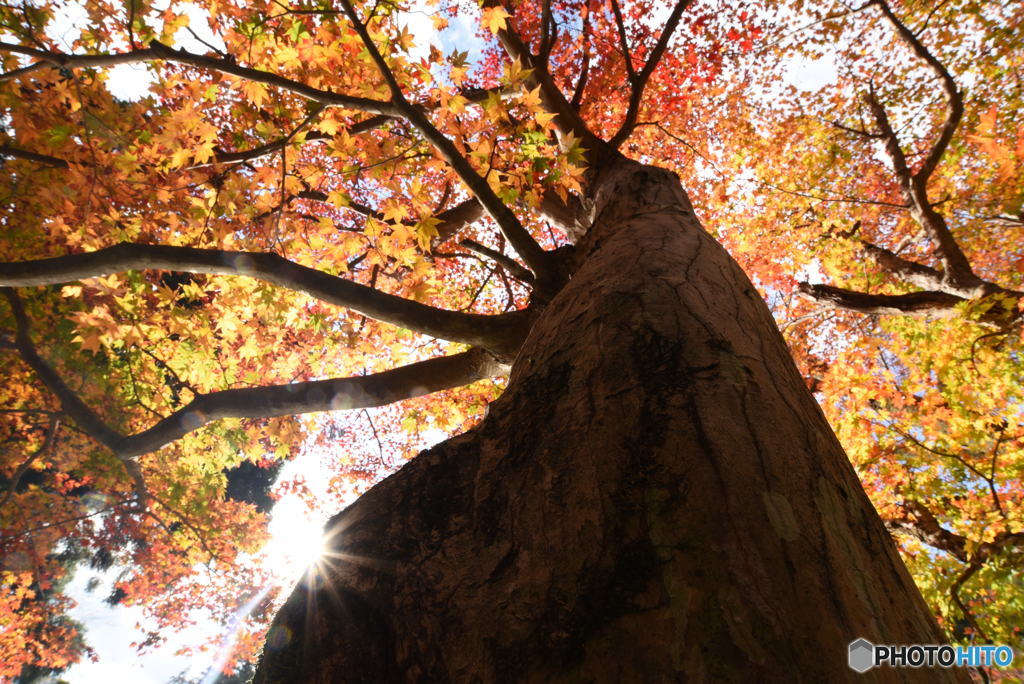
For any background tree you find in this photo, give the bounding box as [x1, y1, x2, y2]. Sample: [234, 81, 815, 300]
[0, 0, 1016, 680]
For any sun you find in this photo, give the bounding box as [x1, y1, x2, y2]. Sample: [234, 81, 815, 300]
[264, 497, 330, 582]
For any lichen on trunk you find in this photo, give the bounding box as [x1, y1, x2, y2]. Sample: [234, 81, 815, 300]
[255, 161, 965, 683]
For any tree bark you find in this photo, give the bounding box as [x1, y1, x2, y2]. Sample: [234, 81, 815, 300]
[254, 160, 964, 682]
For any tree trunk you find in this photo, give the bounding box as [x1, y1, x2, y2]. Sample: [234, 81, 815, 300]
[254, 160, 965, 683]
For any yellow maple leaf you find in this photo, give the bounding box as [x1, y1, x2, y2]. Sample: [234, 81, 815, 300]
[318, 117, 342, 136]
[73, 330, 104, 353]
[416, 216, 441, 250]
[240, 80, 267, 108]
[238, 336, 261, 360]
[277, 46, 301, 67]
[450, 64, 468, 85]
[521, 85, 542, 110]
[481, 6, 511, 35]
[192, 141, 216, 165]
[169, 146, 193, 169]
[382, 202, 411, 224]
[535, 111, 557, 129]
[447, 93, 469, 114]
[327, 190, 350, 207]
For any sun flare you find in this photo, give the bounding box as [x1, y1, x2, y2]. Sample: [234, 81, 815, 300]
[265, 497, 329, 581]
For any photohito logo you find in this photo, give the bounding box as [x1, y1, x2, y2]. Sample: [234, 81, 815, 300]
[848, 638, 1015, 672]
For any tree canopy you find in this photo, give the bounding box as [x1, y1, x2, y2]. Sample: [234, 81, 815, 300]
[703, 0, 1024, 651]
[0, 0, 1021, 678]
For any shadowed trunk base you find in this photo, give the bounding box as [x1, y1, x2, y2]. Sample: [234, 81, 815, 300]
[254, 162, 965, 683]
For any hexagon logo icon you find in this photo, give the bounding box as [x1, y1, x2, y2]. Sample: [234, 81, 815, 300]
[848, 638, 875, 673]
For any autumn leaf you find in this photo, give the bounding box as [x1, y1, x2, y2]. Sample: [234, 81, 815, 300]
[481, 6, 510, 35]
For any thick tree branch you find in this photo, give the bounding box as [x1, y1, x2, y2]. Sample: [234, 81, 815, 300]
[537, 0, 554, 65]
[205, 89, 499, 169]
[122, 459, 150, 508]
[610, 0, 637, 82]
[94, 348, 506, 459]
[821, 45, 1009, 308]
[949, 561, 987, 642]
[871, 0, 963, 184]
[982, 214, 1023, 227]
[0, 41, 399, 116]
[860, 3, 979, 294]
[866, 89, 980, 294]
[0, 41, 52, 60]
[483, 0, 598, 146]
[337, 0, 559, 291]
[0, 144, 70, 168]
[3, 289, 124, 449]
[145, 41, 397, 113]
[297, 190, 485, 249]
[3, 287, 506, 459]
[3, 288, 148, 501]
[860, 241, 945, 290]
[0, 243, 529, 353]
[797, 282, 964, 317]
[888, 503, 1024, 564]
[0, 44, 160, 81]
[433, 198, 486, 244]
[570, 9, 593, 109]
[201, 132, 329, 167]
[539, 191, 587, 240]
[865, 88, 913, 192]
[802, 279, 1024, 327]
[459, 239, 535, 284]
[884, 498, 1024, 640]
[883, 499, 968, 562]
[609, 0, 694, 149]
